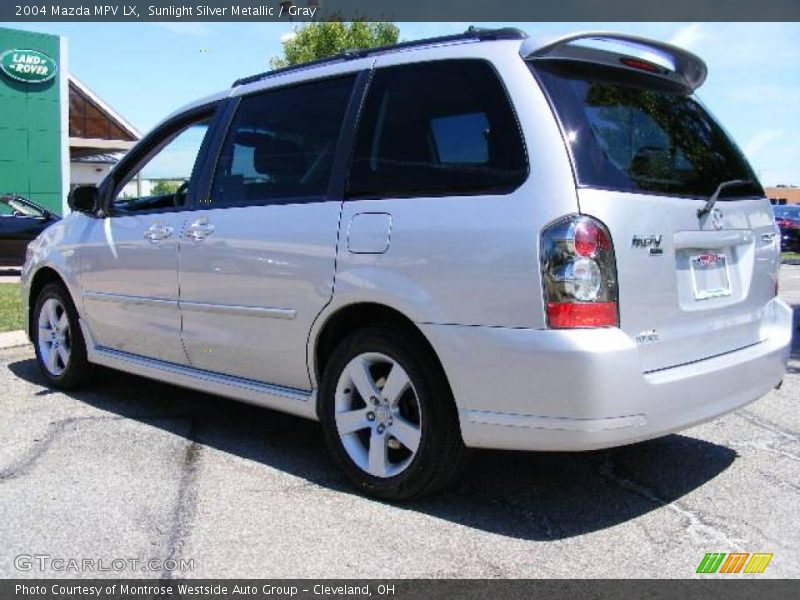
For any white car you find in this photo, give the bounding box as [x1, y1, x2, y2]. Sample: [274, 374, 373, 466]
[22, 28, 792, 499]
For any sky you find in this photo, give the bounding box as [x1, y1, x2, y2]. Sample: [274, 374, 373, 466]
[2, 21, 799, 185]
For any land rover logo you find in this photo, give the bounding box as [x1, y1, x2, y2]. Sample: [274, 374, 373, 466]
[0, 49, 57, 84]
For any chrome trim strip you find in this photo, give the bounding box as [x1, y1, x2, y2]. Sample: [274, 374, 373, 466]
[79, 319, 316, 420]
[643, 340, 764, 380]
[82, 292, 296, 320]
[178, 300, 297, 320]
[83, 291, 177, 308]
[95, 345, 311, 401]
[673, 230, 753, 250]
[464, 410, 646, 431]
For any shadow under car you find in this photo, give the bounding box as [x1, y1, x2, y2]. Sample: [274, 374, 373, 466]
[8, 356, 738, 541]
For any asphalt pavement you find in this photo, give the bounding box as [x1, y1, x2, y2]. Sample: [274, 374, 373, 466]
[1, 267, 798, 579]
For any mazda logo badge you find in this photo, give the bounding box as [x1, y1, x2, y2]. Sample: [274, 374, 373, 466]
[711, 208, 723, 230]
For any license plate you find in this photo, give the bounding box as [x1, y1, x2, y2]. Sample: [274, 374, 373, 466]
[690, 252, 731, 300]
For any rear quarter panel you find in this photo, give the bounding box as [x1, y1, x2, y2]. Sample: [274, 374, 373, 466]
[324, 42, 578, 344]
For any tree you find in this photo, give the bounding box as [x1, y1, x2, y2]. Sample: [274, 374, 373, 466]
[270, 21, 399, 69]
[151, 180, 180, 196]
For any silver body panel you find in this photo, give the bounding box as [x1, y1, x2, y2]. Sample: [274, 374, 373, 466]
[330, 42, 577, 331]
[177, 202, 341, 390]
[21, 34, 792, 452]
[77, 213, 189, 364]
[578, 190, 781, 372]
[422, 296, 791, 451]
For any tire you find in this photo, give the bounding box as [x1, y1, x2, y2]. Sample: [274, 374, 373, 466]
[32, 282, 91, 390]
[319, 324, 468, 500]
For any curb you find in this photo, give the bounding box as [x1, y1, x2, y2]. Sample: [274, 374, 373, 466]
[0, 330, 29, 350]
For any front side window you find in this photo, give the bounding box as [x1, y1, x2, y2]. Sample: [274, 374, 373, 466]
[112, 117, 211, 214]
[209, 75, 355, 207]
[347, 60, 528, 199]
[532, 62, 762, 199]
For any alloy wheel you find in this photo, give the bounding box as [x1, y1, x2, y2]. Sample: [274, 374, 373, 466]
[37, 297, 72, 377]
[334, 352, 422, 478]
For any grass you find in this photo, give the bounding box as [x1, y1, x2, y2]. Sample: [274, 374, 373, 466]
[782, 252, 800, 263]
[0, 283, 23, 332]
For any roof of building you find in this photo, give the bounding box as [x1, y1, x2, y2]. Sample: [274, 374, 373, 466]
[70, 152, 121, 164]
[69, 76, 141, 139]
[68, 76, 141, 158]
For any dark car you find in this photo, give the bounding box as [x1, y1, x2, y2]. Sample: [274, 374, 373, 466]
[773, 205, 800, 252]
[0, 194, 59, 267]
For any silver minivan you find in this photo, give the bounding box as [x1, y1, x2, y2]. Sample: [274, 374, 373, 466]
[22, 28, 793, 499]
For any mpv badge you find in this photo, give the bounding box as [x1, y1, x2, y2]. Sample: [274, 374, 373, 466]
[631, 234, 662, 248]
[711, 208, 723, 230]
[632, 234, 663, 255]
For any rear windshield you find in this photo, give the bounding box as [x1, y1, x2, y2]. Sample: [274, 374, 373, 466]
[531, 62, 763, 199]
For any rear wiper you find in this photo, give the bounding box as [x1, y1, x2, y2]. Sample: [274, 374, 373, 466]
[697, 179, 753, 219]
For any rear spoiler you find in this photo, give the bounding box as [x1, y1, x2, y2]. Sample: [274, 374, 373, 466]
[521, 32, 707, 92]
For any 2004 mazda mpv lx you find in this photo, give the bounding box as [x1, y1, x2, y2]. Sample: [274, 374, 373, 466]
[22, 28, 792, 499]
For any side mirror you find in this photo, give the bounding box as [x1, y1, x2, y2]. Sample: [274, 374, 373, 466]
[68, 186, 100, 215]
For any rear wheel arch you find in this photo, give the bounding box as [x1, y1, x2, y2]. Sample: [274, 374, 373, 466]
[315, 315, 469, 499]
[312, 303, 454, 413]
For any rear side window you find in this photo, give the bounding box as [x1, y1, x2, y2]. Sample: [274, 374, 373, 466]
[210, 75, 355, 207]
[532, 62, 762, 199]
[348, 60, 527, 199]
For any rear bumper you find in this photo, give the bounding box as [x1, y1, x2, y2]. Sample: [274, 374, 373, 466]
[420, 297, 793, 451]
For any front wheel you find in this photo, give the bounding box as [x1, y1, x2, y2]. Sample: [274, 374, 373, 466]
[319, 325, 468, 500]
[32, 282, 90, 389]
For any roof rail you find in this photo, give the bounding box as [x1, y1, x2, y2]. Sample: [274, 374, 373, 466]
[232, 26, 527, 88]
[522, 32, 707, 92]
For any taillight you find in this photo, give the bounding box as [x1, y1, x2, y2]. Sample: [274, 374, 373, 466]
[541, 215, 618, 328]
[619, 57, 662, 74]
[777, 218, 800, 230]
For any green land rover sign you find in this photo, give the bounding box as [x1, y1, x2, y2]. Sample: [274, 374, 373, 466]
[0, 48, 57, 83]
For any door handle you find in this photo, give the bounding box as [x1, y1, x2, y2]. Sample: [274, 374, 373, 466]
[143, 222, 174, 242]
[185, 218, 215, 241]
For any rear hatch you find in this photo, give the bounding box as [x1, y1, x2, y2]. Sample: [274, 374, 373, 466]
[528, 36, 780, 372]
